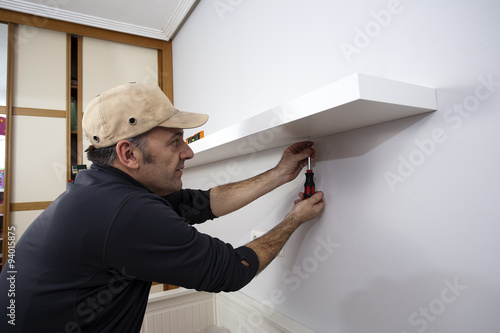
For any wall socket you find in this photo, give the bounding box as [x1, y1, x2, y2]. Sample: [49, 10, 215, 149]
[250, 230, 264, 241]
[250, 230, 284, 257]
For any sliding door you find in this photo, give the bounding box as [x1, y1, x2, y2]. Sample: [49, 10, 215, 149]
[10, 26, 67, 239]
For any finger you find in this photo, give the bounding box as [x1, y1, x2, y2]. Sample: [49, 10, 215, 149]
[294, 191, 307, 204]
[309, 149, 316, 162]
[288, 141, 314, 154]
[309, 191, 324, 203]
[289, 141, 309, 150]
[295, 146, 314, 163]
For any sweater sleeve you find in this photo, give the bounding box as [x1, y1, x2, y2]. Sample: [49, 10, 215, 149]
[164, 189, 217, 224]
[104, 193, 259, 292]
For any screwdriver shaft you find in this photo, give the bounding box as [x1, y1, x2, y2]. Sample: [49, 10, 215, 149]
[304, 139, 315, 198]
[307, 137, 312, 170]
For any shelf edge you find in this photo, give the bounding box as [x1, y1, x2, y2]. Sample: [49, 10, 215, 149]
[185, 74, 437, 169]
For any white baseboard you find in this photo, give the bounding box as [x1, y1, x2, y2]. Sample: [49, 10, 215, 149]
[215, 292, 314, 333]
[142, 288, 215, 333]
[141, 289, 314, 333]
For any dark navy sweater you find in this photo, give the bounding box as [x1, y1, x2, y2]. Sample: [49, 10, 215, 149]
[0, 164, 259, 332]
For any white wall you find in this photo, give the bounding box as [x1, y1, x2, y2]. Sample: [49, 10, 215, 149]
[172, 1, 500, 332]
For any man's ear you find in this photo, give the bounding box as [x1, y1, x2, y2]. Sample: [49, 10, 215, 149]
[115, 140, 140, 170]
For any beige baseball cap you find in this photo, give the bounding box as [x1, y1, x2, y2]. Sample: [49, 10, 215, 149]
[83, 82, 208, 148]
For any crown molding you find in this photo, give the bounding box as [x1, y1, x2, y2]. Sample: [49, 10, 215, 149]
[0, 0, 196, 41]
[162, 0, 198, 40]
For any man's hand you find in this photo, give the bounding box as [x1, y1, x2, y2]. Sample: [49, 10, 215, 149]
[210, 141, 315, 217]
[273, 141, 315, 185]
[244, 191, 325, 274]
[287, 191, 325, 226]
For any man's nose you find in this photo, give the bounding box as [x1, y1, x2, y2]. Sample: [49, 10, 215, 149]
[180, 141, 194, 160]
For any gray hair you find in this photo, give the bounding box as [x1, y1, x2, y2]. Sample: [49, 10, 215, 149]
[86, 131, 153, 166]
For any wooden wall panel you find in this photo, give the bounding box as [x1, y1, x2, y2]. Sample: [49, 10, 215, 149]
[81, 37, 158, 166]
[10, 26, 67, 239]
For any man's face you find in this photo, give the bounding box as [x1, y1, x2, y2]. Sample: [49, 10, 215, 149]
[136, 127, 193, 196]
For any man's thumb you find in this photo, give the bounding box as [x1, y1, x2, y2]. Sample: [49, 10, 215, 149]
[309, 191, 324, 203]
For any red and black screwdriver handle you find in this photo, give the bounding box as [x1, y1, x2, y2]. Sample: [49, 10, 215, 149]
[304, 170, 315, 199]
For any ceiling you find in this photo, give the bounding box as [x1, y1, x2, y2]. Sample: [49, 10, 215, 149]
[0, 0, 200, 41]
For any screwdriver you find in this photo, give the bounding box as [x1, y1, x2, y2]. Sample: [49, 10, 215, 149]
[304, 140, 315, 199]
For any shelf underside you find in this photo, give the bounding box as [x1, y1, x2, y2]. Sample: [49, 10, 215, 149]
[186, 74, 436, 168]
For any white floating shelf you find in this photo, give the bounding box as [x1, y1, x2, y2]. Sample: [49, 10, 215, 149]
[186, 73, 437, 168]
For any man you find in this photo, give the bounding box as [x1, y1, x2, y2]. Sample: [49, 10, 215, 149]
[0, 83, 324, 332]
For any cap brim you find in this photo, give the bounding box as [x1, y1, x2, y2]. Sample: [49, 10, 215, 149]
[159, 110, 209, 129]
